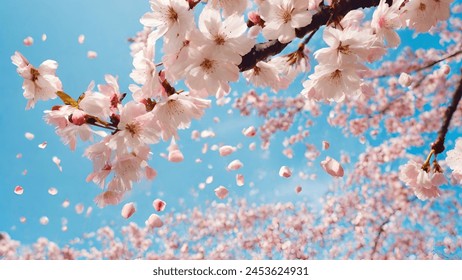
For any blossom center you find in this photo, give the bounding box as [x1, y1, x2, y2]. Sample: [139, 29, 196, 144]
[214, 34, 226, 45]
[281, 8, 293, 24]
[419, 3, 426, 11]
[30, 68, 40, 81]
[337, 43, 351, 55]
[200, 58, 214, 73]
[125, 122, 140, 137]
[167, 6, 178, 22]
[329, 70, 342, 82]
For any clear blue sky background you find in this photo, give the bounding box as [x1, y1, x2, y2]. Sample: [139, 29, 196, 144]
[0, 0, 457, 249]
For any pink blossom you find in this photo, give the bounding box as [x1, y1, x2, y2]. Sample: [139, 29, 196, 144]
[371, 0, 403, 48]
[153, 199, 167, 212]
[209, 0, 248, 17]
[399, 160, 445, 200]
[260, 0, 313, 43]
[197, 6, 254, 64]
[446, 138, 462, 183]
[153, 93, 211, 140]
[39, 216, 49, 225]
[322, 141, 330, 150]
[25, 132, 34, 140]
[11, 52, 62, 109]
[295, 185, 302, 194]
[243, 61, 289, 92]
[214, 186, 229, 199]
[87, 51, 98, 59]
[121, 203, 136, 219]
[399, 72, 413, 87]
[78, 34, 85, 44]
[94, 190, 124, 208]
[321, 156, 344, 177]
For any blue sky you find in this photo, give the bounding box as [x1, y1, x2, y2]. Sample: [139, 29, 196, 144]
[0, 0, 355, 246]
[0, 0, 459, 252]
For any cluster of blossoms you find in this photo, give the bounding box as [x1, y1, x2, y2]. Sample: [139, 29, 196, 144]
[11, 0, 459, 206]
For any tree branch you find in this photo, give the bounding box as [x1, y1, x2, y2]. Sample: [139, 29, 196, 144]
[431, 71, 462, 155]
[238, 0, 382, 72]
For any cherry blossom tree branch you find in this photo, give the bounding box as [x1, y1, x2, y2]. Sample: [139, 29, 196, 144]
[370, 197, 417, 259]
[431, 71, 462, 155]
[238, 0, 384, 72]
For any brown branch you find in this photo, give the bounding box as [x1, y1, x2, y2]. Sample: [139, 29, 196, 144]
[238, 0, 383, 72]
[370, 197, 416, 259]
[431, 71, 462, 155]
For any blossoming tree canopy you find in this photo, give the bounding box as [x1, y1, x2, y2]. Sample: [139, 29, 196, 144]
[10, 0, 462, 209]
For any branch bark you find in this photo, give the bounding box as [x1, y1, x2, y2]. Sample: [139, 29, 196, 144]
[431, 71, 462, 155]
[238, 0, 383, 72]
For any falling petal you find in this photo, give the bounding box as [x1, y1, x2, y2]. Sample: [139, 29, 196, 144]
[87, 51, 98, 59]
[38, 141, 48, 149]
[243, 126, 256, 137]
[62, 199, 70, 208]
[40, 216, 49, 225]
[48, 187, 58, 196]
[121, 202, 136, 219]
[145, 214, 163, 229]
[219, 145, 236, 156]
[23, 36, 34, 46]
[227, 160, 243, 171]
[322, 141, 330, 150]
[321, 156, 344, 177]
[295, 185, 302, 194]
[52, 156, 62, 172]
[19, 217, 27, 223]
[215, 186, 229, 199]
[153, 199, 166, 212]
[236, 174, 244, 187]
[25, 132, 34, 140]
[205, 176, 213, 184]
[14, 186, 24, 195]
[279, 166, 292, 178]
[41, 34, 47, 41]
[78, 34, 85, 44]
[75, 203, 84, 214]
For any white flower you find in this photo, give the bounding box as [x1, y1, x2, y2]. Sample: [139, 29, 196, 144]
[153, 93, 211, 140]
[185, 49, 239, 96]
[197, 6, 254, 64]
[11, 51, 62, 109]
[260, 0, 312, 43]
[301, 62, 365, 102]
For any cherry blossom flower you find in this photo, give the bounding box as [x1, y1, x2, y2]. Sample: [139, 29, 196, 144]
[446, 138, 462, 183]
[401, 0, 451, 33]
[243, 61, 289, 92]
[314, 26, 386, 65]
[243, 126, 257, 137]
[140, 0, 193, 42]
[371, 0, 404, 48]
[153, 93, 211, 140]
[197, 6, 254, 64]
[260, 0, 313, 43]
[399, 72, 413, 87]
[108, 102, 160, 152]
[321, 156, 344, 177]
[399, 160, 445, 200]
[94, 190, 124, 208]
[302, 62, 365, 102]
[236, 174, 244, 186]
[185, 49, 239, 96]
[11, 52, 62, 109]
[208, 0, 248, 17]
